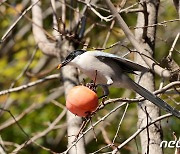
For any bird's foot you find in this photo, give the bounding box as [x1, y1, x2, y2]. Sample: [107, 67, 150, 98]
[99, 95, 108, 106]
[86, 82, 97, 92]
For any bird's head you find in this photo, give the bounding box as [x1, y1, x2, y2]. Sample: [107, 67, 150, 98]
[57, 49, 86, 69]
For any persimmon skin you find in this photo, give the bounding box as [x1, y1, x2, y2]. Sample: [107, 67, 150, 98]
[66, 86, 98, 117]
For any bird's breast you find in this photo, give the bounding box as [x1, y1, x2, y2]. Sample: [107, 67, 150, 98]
[72, 54, 122, 85]
[79, 66, 108, 84]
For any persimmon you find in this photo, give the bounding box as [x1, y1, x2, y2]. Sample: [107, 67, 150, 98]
[66, 85, 98, 117]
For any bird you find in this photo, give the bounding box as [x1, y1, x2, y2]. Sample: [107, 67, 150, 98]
[58, 49, 180, 118]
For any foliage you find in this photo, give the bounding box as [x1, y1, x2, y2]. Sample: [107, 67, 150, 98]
[0, 0, 179, 153]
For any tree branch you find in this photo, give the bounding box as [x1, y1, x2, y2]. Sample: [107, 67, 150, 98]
[31, 0, 60, 57]
[105, 0, 170, 78]
[111, 113, 172, 154]
[0, 74, 59, 96]
[0, 0, 40, 43]
[12, 108, 67, 153]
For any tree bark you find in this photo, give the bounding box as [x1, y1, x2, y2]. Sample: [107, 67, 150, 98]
[173, 0, 180, 18]
[135, 1, 163, 154]
[31, 0, 60, 57]
[61, 43, 86, 154]
[31, 1, 86, 153]
[105, 0, 170, 79]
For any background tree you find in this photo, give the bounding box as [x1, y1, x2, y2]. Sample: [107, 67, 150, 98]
[0, 0, 179, 154]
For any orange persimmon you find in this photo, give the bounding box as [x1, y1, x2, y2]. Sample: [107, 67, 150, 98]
[66, 86, 98, 117]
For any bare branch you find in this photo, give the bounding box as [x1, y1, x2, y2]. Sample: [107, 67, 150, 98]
[112, 103, 129, 143]
[102, 20, 115, 48]
[0, 88, 63, 131]
[133, 18, 180, 29]
[98, 81, 180, 108]
[168, 32, 180, 58]
[51, 0, 60, 38]
[0, 74, 59, 96]
[105, 0, 170, 78]
[12, 108, 67, 153]
[111, 113, 172, 154]
[0, 0, 40, 43]
[86, 2, 113, 22]
[31, 0, 60, 57]
[63, 102, 127, 154]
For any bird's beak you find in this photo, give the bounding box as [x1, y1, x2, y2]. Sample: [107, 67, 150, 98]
[57, 60, 70, 69]
[57, 64, 62, 69]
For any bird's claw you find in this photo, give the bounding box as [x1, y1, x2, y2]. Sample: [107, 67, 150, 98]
[86, 82, 97, 92]
[98, 95, 108, 106]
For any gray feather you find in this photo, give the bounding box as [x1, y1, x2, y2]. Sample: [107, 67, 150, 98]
[126, 77, 180, 118]
[94, 51, 150, 74]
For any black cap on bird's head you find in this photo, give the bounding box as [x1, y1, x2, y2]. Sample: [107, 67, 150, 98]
[57, 49, 86, 69]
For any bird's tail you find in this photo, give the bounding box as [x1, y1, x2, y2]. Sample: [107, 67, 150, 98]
[126, 77, 180, 118]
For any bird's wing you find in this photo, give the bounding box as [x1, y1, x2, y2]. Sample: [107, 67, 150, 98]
[93, 51, 150, 74]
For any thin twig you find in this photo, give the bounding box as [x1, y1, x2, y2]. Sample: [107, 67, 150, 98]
[0, 74, 59, 96]
[103, 20, 115, 48]
[105, 0, 171, 78]
[0, 46, 38, 116]
[96, 81, 180, 110]
[0, 108, 30, 140]
[168, 32, 180, 58]
[86, 3, 113, 22]
[12, 108, 67, 153]
[0, 88, 64, 131]
[145, 107, 150, 154]
[101, 127, 117, 151]
[111, 113, 172, 154]
[133, 19, 180, 29]
[0, 103, 36, 131]
[0, 0, 40, 43]
[90, 144, 114, 154]
[112, 103, 129, 143]
[63, 102, 127, 154]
